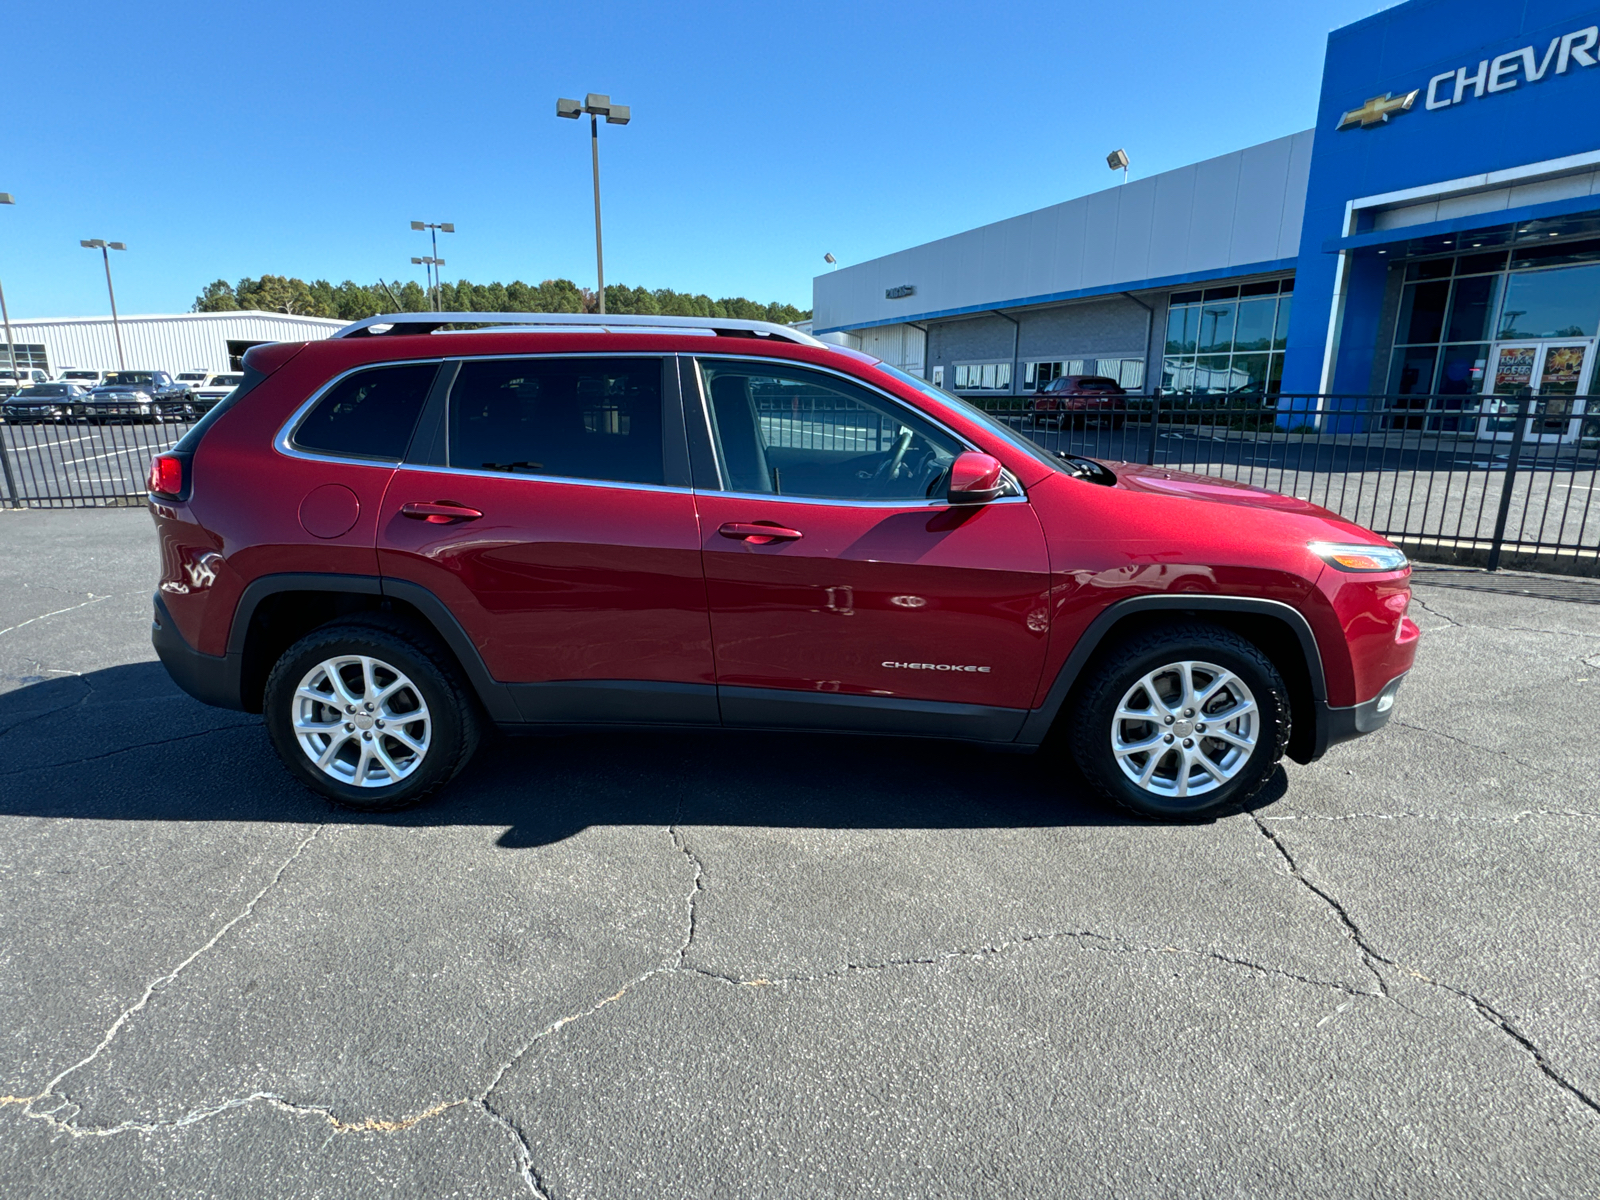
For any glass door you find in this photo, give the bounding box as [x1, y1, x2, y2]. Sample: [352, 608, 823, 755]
[1479, 340, 1593, 442]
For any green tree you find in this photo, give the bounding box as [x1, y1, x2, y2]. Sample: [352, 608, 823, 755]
[398, 280, 430, 311]
[193, 272, 810, 323]
[193, 280, 239, 312]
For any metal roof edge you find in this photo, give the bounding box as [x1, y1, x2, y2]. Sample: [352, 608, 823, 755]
[4, 310, 348, 327]
[813, 258, 1299, 334]
[1323, 193, 1600, 253]
[811, 130, 1315, 286]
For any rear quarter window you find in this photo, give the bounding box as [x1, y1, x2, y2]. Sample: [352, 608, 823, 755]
[293, 363, 438, 461]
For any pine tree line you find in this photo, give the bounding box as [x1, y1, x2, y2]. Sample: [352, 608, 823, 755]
[193, 275, 810, 325]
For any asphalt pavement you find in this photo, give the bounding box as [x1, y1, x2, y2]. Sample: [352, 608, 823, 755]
[2, 507, 1598, 1198]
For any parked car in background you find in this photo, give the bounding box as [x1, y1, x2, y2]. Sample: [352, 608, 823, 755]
[57, 368, 110, 389]
[190, 372, 244, 412]
[81, 370, 187, 422]
[0, 368, 50, 400]
[175, 369, 214, 392]
[3, 382, 88, 422]
[1029, 375, 1128, 428]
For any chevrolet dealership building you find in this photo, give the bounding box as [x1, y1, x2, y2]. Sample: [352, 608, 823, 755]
[813, 0, 1600, 422]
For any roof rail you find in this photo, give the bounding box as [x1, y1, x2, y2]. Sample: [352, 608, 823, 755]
[333, 311, 824, 346]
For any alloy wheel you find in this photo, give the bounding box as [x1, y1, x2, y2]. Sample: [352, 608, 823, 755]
[1110, 660, 1258, 799]
[291, 654, 432, 788]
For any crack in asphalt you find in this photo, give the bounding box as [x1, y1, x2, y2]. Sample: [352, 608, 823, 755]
[1251, 815, 1600, 1120]
[20, 826, 326, 1137]
[1407, 593, 1461, 627]
[7, 808, 1376, 1194]
[0, 673, 95, 738]
[0, 721, 260, 777]
[679, 928, 1371, 998]
[1391, 719, 1555, 776]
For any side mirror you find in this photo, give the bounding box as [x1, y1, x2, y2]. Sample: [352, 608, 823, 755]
[947, 451, 1004, 504]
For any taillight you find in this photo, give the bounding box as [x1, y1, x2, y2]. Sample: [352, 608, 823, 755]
[148, 455, 184, 496]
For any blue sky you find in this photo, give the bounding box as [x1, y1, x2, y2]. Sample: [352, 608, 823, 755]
[2, 0, 1399, 318]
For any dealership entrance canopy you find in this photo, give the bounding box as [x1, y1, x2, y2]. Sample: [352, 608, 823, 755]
[812, 0, 1600, 422]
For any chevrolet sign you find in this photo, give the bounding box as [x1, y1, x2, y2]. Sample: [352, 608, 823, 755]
[885, 285, 915, 299]
[1339, 23, 1597, 129]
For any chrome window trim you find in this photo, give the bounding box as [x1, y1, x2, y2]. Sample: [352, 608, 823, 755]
[276, 358, 446, 466]
[685, 352, 1028, 502]
[275, 352, 679, 483]
[389, 461, 695, 497]
[699, 486, 1028, 510]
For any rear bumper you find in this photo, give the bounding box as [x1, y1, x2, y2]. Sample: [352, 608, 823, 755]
[151, 593, 244, 710]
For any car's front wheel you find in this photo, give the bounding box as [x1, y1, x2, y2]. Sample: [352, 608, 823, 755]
[263, 620, 481, 811]
[1067, 624, 1289, 819]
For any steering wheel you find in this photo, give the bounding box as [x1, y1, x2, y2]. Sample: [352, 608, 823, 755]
[872, 429, 914, 492]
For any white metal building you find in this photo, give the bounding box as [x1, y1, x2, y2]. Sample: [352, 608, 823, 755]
[812, 131, 1312, 397]
[0, 310, 346, 377]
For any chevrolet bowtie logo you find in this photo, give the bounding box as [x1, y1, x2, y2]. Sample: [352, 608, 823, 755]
[1337, 90, 1420, 129]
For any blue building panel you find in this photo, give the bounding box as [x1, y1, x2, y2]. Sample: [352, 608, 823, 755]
[1283, 0, 1600, 393]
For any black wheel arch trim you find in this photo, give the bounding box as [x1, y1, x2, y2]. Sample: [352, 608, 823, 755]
[225, 572, 521, 723]
[1016, 594, 1331, 757]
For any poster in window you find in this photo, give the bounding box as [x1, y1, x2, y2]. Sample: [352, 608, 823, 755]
[1538, 345, 1587, 394]
[1492, 346, 1535, 393]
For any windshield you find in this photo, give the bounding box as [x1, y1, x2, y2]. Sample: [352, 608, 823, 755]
[104, 372, 154, 386]
[212, 375, 244, 387]
[176, 372, 207, 382]
[870, 361, 1077, 477]
[63, 371, 98, 380]
[17, 385, 65, 397]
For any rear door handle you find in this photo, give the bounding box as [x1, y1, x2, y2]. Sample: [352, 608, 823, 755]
[401, 501, 484, 524]
[718, 522, 803, 543]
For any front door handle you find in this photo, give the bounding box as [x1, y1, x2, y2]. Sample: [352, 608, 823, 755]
[718, 521, 803, 543]
[401, 501, 484, 524]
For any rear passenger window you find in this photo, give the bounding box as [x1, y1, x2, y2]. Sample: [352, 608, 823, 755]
[293, 363, 437, 461]
[448, 357, 665, 486]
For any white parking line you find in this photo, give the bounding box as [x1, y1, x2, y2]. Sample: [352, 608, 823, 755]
[58, 443, 176, 467]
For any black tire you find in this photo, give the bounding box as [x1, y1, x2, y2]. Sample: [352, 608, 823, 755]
[1067, 623, 1290, 820]
[263, 619, 482, 811]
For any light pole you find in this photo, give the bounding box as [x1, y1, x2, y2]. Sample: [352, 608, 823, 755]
[409, 221, 454, 310]
[80, 238, 128, 370]
[410, 256, 447, 310]
[557, 93, 630, 315]
[0, 194, 16, 388]
[1107, 148, 1130, 185]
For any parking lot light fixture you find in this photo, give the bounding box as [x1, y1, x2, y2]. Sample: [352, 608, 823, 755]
[1107, 148, 1130, 184]
[80, 238, 128, 370]
[557, 93, 630, 314]
[410, 221, 455, 311]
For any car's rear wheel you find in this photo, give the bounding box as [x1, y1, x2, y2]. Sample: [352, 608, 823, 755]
[263, 620, 481, 811]
[1067, 624, 1289, 819]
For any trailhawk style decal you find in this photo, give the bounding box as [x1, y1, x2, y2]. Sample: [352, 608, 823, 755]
[881, 661, 992, 673]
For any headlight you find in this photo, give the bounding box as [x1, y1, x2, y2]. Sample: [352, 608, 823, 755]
[1309, 541, 1409, 572]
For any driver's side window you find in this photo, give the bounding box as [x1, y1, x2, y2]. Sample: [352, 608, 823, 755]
[696, 359, 961, 501]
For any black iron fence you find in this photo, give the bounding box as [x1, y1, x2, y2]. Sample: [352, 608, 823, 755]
[3, 391, 1597, 576]
[0, 414, 196, 508]
[976, 389, 1599, 576]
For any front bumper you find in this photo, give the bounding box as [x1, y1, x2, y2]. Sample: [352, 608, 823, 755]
[152, 593, 244, 710]
[1305, 671, 1406, 761]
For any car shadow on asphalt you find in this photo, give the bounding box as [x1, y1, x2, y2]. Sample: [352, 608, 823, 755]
[0, 663, 1287, 846]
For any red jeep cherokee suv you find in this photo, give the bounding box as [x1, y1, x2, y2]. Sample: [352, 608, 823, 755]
[146, 314, 1418, 819]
